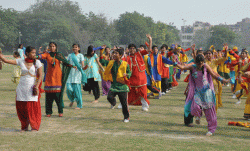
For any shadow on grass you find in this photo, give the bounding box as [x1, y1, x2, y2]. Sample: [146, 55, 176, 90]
[0, 127, 19, 132]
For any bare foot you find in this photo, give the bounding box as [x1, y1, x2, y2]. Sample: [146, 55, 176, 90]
[92, 100, 98, 103]
[75, 107, 80, 110]
[20, 129, 28, 132]
[69, 102, 73, 107]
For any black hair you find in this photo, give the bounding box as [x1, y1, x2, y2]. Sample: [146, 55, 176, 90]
[152, 45, 158, 50]
[217, 49, 221, 52]
[18, 44, 23, 49]
[160, 44, 168, 50]
[242, 49, 248, 54]
[114, 48, 124, 56]
[49, 42, 58, 52]
[105, 47, 110, 51]
[128, 44, 136, 49]
[196, 50, 203, 54]
[195, 54, 205, 64]
[87, 45, 94, 57]
[195, 54, 205, 74]
[72, 43, 81, 53]
[205, 50, 213, 55]
[139, 45, 146, 49]
[13, 51, 20, 57]
[235, 51, 239, 55]
[25, 46, 36, 66]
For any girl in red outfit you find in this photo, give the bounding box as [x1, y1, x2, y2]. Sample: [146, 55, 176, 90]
[0, 46, 43, 132]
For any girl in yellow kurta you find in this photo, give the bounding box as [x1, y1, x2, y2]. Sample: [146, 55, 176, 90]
[205, 50, 227, 111]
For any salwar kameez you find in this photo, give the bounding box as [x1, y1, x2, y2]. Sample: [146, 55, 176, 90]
[184, 64, 217, 133]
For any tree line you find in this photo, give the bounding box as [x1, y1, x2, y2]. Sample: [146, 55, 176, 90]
[0, 0, 180, 54]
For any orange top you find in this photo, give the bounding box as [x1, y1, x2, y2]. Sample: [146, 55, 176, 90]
[40, 53, 62, 93]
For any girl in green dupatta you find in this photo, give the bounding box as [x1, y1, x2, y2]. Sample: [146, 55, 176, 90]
[38, 42, 75, 117]
[67, 44, 87, 109]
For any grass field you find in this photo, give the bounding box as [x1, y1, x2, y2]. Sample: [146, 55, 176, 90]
[0, 63, 249, 151]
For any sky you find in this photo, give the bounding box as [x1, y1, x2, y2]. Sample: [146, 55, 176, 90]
[1, 0, 250, 29]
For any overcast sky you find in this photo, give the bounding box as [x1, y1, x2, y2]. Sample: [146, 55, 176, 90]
[1, 0, 250, 29]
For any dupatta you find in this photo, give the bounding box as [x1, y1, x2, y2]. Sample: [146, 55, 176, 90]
[50, 52, 72, 106]
[71, 53, 87, 85]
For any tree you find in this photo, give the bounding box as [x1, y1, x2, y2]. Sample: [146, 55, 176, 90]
[206, 26, 237, 50]
[116, 11, 155, 46]
[192, 28, 211, 50]
[0, 7, 19, 50]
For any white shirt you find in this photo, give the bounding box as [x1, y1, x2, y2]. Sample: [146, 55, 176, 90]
[16, 59, 42, 101]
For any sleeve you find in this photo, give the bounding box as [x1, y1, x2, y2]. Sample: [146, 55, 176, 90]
[93, 46, 103, 51]
[35, 60, 43, 69]
[139, 50, 148, 56]
[126, 64, 132, 79]
[16, 59, 22, 66]
[80, 54, 84, 62]
[213, 57, 227, 65]
[162, 56, 173, 65]
[40, 53, 48, 60]
[147, 57, 153, 76]
[94, 54, 98, 59]
[67, 54, 71, 61]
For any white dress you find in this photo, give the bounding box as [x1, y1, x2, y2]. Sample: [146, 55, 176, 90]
[16, 59, 42, 101]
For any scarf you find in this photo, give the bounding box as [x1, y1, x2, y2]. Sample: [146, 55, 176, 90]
[71, 53, 87, 85]
[50, 52, 72, 107]
[25, 58, 34, 63]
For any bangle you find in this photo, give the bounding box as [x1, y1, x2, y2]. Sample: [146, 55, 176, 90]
[173, 62, 178, 66]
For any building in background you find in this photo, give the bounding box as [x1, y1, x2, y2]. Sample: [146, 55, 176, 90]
[180, 21, 212, 49]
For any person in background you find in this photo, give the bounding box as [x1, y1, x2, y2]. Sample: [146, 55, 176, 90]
[12, 51, 21, 84]
[67, 44, 87, 109]
[83, 45, 104, 103]
[17, 44, 25, 59]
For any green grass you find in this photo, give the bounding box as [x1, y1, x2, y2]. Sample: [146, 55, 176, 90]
[0, 64, 249, 151]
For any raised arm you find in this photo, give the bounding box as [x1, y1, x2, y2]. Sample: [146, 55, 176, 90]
[0, 54, 17, 65]
[146, 34, 152, 53]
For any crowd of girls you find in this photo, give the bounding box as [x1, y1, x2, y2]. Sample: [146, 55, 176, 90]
[0, 37, 249, 135]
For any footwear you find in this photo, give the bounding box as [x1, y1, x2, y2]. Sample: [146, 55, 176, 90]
[59, 113, 63, 117]
[75, 107, 80, 110]
[206, 131, 213, 136]
[235, 99, 241, 104]
[161, 92, 166, 95]
[232, 94, 236, 99]
[166, 90, 169, 93]
[117, 103, 122, 109]
[92, 100, 98, 103]
[187, 124, 194, 127]
[69, 102, 73, 107]
[110, 105, 115, 109]
[142, 107, 149, 112]
[46, 114, 51, 117]
[124, 119, 129, 123]
[195, 117, 200, 125]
